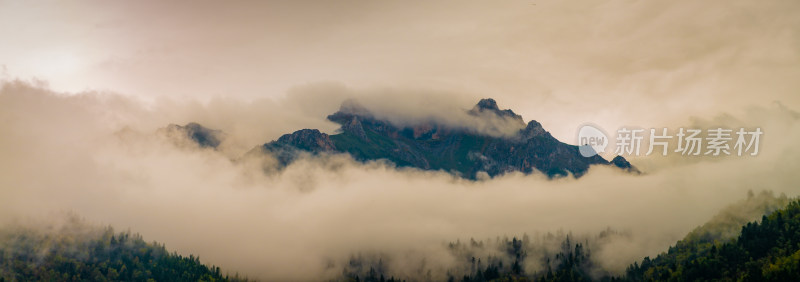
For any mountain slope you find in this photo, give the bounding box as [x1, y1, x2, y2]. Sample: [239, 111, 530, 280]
[338, 191, 793, 282]
[0, 217, 244, 281]
[258, 98, 635, 179]
[625, 193, 799, 281]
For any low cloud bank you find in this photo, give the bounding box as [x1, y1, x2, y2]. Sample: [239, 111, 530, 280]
[1, 80, 798, 280]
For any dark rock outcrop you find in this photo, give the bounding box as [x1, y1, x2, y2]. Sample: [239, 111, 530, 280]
[611, 155, 640, 173]
[258, 129, 336, 166]
[469, 98, 525, 125]
[272, 129, 336, 152]
[254, 98, 638, 179]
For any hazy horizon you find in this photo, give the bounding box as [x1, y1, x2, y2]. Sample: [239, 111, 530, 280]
[1, 1, 799, 281]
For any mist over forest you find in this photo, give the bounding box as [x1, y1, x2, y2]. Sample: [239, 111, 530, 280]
[2, 0, 800, 281]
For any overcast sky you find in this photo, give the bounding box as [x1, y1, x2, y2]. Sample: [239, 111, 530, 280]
[2, 2, 800, 279]
[1, 0, 799, 140]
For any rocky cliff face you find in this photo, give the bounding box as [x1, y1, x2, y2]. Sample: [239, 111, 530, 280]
[611, 155, 640, 173]
[257, 98, 636, 179]
[260, 128, 336, 166]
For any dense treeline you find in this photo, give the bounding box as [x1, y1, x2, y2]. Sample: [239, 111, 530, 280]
[342, 231, 621, 282]
[625, 199, 800, 281]
[444, 234, 599, 282]
[0, 217, 245, 281]
[445, 193, 798, 282]
[343, 191, 795, 282]
[2, 192, 796, 281]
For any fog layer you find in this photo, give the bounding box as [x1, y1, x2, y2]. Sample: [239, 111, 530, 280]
[1, 80, 799, 280]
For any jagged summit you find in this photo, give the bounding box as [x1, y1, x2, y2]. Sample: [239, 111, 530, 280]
[328, 98, 528, 139]
[274, 129, 335, 152]
[253, 98, 637, 179]
[611, 155, 640, 173]
[476, 98, 499, 110]
[521, 120, 547, 139]
[469, 98, 525, 125]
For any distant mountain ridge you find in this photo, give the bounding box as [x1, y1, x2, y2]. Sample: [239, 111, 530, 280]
[254, 98, 636, 179]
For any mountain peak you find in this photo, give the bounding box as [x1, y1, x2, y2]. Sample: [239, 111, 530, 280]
[611, 155, 640, 173]
[469, 98, 524, 125]
[274, 129, 336, 152]
[521, 120, 548, 139]
[476, 98, 499, 111]
[250, 98, 638, 179]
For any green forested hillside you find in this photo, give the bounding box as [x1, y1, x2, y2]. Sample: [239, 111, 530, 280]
[625, 198, 800, 281]
[3, 193, 797, 281]
[342, 192, 795, 282]
[0, 217, 243, 282]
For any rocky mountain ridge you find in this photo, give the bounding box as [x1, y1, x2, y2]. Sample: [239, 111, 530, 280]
[254, 98, 636, 179]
